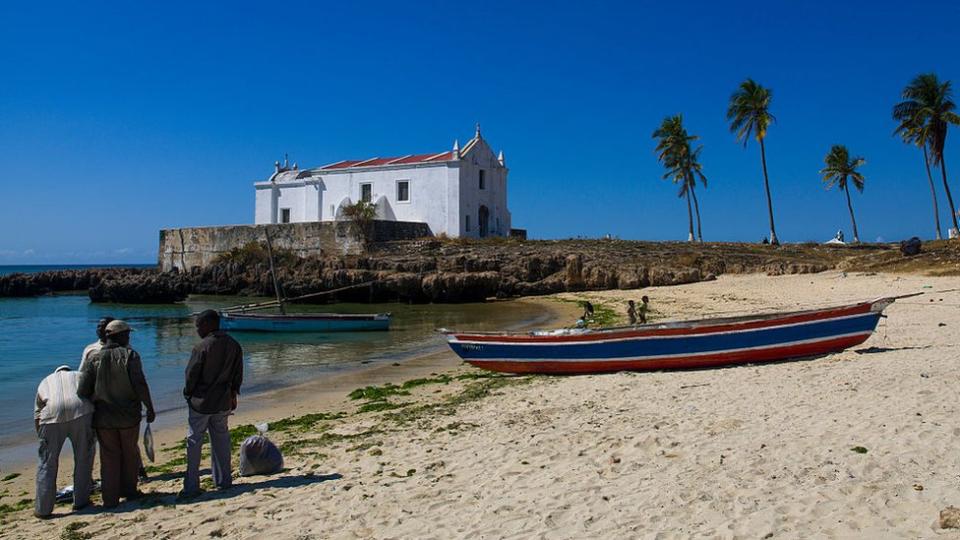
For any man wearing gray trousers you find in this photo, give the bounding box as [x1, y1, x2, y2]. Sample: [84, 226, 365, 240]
[34, 365, 95, 518]
[181, 310, 243, 497]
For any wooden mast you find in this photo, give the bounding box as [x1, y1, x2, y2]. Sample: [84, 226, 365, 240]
[263, 227, 286, 315]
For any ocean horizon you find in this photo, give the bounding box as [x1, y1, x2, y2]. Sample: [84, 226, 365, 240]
[0, 263, 156, 276]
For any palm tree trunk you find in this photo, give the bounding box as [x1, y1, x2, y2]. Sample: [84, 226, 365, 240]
[923, 145, 943, 240]
[759, 139, 778, 244]
[844, 181, 860, 243]
[691, 184, 703, 242]
[940, 154, 960, 236]
[685, 190, 694, 242]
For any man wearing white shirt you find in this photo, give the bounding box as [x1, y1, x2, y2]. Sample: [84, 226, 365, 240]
[34, 365, 95, 518]
[80, 317, 114, 371]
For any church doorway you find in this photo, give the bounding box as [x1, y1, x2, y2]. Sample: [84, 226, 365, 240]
[478, 205, 489, 237]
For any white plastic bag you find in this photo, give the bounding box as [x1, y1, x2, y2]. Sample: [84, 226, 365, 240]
[143, 423, 155, 462]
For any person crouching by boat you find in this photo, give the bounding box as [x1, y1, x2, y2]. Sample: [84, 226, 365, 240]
[181, 309, 243, 498]
[576, 301, 595, 328]
[78, 320, 156, 509]
[80, 317, 114, 371]
[34, 366, 95, 518]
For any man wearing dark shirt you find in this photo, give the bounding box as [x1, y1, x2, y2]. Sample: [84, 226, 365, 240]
[182, 310, 243, 496]
[77, 320, 156, 508]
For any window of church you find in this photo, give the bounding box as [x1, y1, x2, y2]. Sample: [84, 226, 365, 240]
[397, 180, 410, 202]
[360, 183, 373, 203]
[479, 170, 486, 190]
[465, 215, 471, 232]
[281, 208, 291, 223]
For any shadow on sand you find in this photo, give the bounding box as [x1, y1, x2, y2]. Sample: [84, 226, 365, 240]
[81, 472, 343, 515]
[854, 345, 932, 355]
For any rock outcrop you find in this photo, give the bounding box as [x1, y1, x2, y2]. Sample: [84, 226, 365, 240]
[0, 239, 907, 304]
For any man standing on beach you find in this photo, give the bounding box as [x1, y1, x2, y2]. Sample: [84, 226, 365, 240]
[34, 365, 95, 518]
[80, 317, 114, 371]
[182, 309, 243, 497]
[78, 320, 156, 508]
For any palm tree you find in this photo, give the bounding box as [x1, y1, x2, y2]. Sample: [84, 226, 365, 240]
[894, 114, 942, 239]
[727, 79, 778, 244]
[820, 145, 865, 243]
[653, 115, 707, 241]
[893, 73, 960, 236]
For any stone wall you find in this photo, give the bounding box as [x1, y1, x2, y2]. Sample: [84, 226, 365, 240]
[158, 220, 431, 272]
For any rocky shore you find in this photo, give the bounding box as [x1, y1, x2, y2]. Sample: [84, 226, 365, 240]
[1, 239, 953, 304]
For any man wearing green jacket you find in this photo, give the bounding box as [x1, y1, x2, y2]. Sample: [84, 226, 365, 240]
[78, 320, 156, 508]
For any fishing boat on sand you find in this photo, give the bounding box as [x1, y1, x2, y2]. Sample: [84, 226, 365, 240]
[441, 296, 912, 374]
[218, 230, 390, 333]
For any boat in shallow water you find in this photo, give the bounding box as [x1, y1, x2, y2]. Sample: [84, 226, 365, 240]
[441, 297, 901, 374]
[221, 311, 391, 333]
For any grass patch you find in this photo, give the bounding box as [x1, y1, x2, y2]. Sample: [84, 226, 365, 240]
[268, 412, 346, 433]
[358, 401, 408, 413]
[1, 474, 19, 482]
[384, 375, 531, 425]
[0, 498, 31, 516]
[850, 446, 868, 454]
[60, 521, 91, 540]
[279, 429, 382, 455]
[348, 383, 410, 402]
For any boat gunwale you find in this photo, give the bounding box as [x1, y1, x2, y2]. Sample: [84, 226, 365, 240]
[221, 312, 391, 322]
[441, 298, 893, 340]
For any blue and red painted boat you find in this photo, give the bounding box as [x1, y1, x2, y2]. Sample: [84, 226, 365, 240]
[441, 297, 902, 374]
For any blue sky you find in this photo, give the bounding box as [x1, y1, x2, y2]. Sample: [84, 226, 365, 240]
[1, 0, 958, 264]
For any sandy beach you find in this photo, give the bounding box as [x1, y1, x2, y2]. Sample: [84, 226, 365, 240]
[3, 271, 960, 539]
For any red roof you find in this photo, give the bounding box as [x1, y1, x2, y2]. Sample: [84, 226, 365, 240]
[319, 151, 454, 170]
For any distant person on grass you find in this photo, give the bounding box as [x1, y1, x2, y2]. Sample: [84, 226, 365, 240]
[181, 309, 243, 498]
[639, 296, 650, 324]
[78, 320, 155, 508]
[34, 365, 95, 518]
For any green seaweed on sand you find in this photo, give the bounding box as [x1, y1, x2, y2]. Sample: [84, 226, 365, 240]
[358, 401, 408, 413]
[851, 446, 868, 454]
[1, 474, 19, 482]
[0, 498, 31, 517]
[383, 375, 534, 425]
[60, 521, 92, 540]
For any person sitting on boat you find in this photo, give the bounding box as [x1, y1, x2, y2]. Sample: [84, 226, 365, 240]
[181, 309, 243, 498]
[80, 316, 114, 371]
[638, 296, 649, 324]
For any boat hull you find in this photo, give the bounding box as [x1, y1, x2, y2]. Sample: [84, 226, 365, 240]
[221, 312, 390, 333]
[443, 299, 893, 374]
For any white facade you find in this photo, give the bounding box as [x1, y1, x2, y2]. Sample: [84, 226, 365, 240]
[254, 127, 511, 238]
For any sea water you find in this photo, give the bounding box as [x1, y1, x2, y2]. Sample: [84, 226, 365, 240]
[0, 292, 554, 457]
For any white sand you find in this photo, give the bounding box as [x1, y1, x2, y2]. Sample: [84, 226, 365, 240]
[4, 272, 960, 539]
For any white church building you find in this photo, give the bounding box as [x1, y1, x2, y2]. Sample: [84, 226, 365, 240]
[254, 126, 511, 238]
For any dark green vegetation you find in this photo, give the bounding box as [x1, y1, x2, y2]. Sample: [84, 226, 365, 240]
[653, 114, 707, 242]
[0, 474, 19, 482]
[851, 446, 868, 454]
[727, 78, 779, 245]
[820, 145, 867, 244]
[60, 521, 92, 540]
[893, 73, 960, 236]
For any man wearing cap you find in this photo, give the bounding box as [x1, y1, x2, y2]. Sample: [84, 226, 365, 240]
[78, 320, 156, 508]
[79, 316, 114, 371]
[34, 365, 95, 518]
[182, 309, 243, 497]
